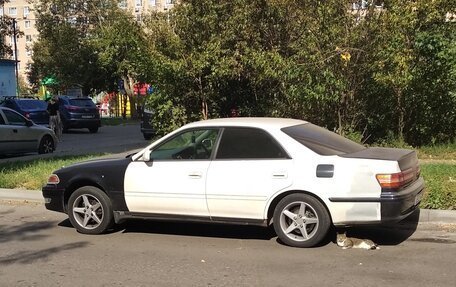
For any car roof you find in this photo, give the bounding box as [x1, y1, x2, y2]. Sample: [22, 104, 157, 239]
[184, 117, 308, 129]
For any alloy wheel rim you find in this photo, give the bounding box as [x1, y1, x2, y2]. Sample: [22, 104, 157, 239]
[72, 194, 104, 230]
[279, 201, 319, 242]
[43, 139, 53, 153]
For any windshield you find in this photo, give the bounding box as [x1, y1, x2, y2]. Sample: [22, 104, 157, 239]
[16, 100, 47, 110]
[282, 123, 366, 155]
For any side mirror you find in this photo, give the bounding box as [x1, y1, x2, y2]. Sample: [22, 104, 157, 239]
[25, 119, 33, 127]
[142, 150, 151, 161]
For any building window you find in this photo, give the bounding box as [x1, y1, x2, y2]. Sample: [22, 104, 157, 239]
[8, 7, 17, 15]
[26, 50, 32, 57]
[149, 0, 156, 6]
[0, 7, 3, 16]
[24, 20, 31, 28]
[135, 0, 142, 7]
[23, 6, 30, 16]
[166, 0, 175, 4]
[25, 35, 32, 43]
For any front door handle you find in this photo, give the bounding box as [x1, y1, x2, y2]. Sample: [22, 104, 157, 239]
[272, 172, 288, 179]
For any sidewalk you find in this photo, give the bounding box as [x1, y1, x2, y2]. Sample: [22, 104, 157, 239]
[0, 188, 455, 224]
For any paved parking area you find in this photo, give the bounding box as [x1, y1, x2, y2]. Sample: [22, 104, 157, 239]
[0, 123, 149, 163]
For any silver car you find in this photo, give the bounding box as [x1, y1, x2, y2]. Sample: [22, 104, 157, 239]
[0, 106, 57, 155]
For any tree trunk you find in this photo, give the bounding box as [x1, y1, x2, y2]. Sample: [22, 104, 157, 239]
[121, 75, 137, 119]
[395, 87, 405, 142]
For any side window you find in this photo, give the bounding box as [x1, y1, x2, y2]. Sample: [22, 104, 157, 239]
[216, 128, 287, 159]
[3, 110, 26, 126]
[0, 113, 5, 125]
[150, 129, 219, 160]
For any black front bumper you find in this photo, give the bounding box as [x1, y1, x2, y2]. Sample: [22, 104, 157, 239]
[380, 177, 425, 223]
[42, 185, 66, 213]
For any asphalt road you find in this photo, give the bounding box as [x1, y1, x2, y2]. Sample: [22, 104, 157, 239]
[0, 202, 455, 287]
[0, 123, 149, 163]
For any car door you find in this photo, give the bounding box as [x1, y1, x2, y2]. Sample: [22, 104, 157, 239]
[124, 128, 220, 217]
[206, 127, 293, 220]
[0, 109, 37, 153]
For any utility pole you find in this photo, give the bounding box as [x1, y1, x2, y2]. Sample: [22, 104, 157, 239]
[12, 17, 19, 97]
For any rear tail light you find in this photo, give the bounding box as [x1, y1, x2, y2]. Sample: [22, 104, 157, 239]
[65, 105, 80, 111]
[376, 167, 419, 190]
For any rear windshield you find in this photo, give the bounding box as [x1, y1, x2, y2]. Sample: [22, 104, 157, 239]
[16, 100, 47, 110]
[69, 99, 96, 107]
[282, 123, 365, 155]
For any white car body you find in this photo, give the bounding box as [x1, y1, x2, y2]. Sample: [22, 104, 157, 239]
[125, 118, 422, 225]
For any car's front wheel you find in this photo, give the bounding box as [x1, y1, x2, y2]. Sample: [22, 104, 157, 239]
[68, 186, 114, 234]
[273, 193, 330, 247]
[38, 135, 54, 154]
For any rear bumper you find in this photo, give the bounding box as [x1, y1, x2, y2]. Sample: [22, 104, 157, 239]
[64, 118, 101, 129]
[329, 177, 425, 226]
[380, 177, 425, 223]
[42, 186, 66, 213]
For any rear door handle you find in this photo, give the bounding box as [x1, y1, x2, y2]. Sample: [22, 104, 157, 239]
[13, 129, 18, 133]
[188, 172, 202, 179]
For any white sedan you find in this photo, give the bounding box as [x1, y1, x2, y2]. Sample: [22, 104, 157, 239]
[43, 118, 423, 247]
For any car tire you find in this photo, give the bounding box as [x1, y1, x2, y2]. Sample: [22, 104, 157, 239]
[143, 133, 153, 140]
[68, 186, 114, 234]
[89, 127, 99, 133]
[38, 135, 54, 154]
[273, 193, 330, 248]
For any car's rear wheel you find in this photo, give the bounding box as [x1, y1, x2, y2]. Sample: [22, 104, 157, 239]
[68, 186, 114, 234]
[38, 135, 54, 154]
[88, 127, 99, 133]
[273, 193, 330, 247]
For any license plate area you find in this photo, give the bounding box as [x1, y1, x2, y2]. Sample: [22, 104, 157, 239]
[81, 115, 94, 119]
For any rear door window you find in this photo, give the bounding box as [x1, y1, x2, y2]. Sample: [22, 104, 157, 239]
[215, 127, 288, 159]
[3, 109, 27, 126]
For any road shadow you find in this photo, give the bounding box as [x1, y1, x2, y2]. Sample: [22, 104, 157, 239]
[0, 241, 89, 265]
[0, 220, 57, 244]
[333, 209, 420, 246]
[120, 219, 277, 241]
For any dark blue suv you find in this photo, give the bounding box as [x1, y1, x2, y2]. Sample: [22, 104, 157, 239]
[58, 96, 101, 133]
[0, 97, 49, 126]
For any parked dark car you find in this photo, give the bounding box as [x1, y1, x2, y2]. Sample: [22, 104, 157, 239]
[140, 108, 155, 140]
[58, 96, 101, 133]
[0, 97, 49, 126]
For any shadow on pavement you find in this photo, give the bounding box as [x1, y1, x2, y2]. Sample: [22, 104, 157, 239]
[338, 209, 420, 246]
[0, 221, 57, 244]
[120, 219, 277, 241]
[0, 242, 89, 265]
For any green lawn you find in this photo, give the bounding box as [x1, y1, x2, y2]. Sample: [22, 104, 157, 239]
[420, 163, 456, 210]
[101, 117, 140, 126]
[0, 155, 100, 190]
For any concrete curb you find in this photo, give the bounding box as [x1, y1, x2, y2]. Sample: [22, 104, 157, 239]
[0, 188, 455, 224]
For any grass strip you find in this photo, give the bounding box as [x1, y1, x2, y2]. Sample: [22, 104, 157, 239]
[0, 155, 101, 190]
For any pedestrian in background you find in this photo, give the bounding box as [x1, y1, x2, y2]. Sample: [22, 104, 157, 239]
[47, 96, 62, 142]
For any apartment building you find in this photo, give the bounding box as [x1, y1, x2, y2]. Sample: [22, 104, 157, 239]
[1, 0, 38, 82]
[0, 0, 175, 85]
